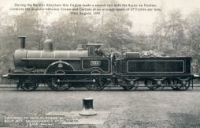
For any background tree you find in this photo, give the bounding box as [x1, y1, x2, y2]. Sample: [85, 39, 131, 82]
[47, 14, 95, 50]
[14, 10, 45, 50]
[186, 10, 200, 74]
[152, 10, 188, 56]
[93, 0, 134, 54]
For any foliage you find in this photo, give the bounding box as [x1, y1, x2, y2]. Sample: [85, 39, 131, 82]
[186, 10, 200, 73]
[47, 14, 95, 50]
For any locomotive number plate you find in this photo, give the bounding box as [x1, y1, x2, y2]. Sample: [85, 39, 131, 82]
[90, 61, 101, 66]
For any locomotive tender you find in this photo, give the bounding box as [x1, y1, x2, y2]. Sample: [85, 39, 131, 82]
[3, 36, 194, 91]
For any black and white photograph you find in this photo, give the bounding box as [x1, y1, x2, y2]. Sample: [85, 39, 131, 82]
[0, 0, 200, 127]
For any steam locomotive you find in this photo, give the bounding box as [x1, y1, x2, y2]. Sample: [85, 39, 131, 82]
[3, 36, 195, 91]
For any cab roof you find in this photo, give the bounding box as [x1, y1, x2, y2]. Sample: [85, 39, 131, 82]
[86, 43, 103, 47]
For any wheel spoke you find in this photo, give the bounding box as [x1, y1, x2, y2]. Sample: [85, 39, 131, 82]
[86, 83, 97, 91]
[97, 78, 107, 90]
[170, 79, 190, 91]
[20, 78, 38, 91]
[47, 77, 70, 91]
[145, 80, 159, 90]
[85, 78, 107, 91]
[181, 80, 190, 91]
[121, 80, 138, 91]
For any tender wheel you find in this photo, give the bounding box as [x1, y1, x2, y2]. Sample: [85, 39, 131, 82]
[170, 79, 183, 90]
[19, 78, 39, 91]
[182, 80, 190, 91]
[122, 86, 133, 91]
[85, 78, 107, 91]
[47, 77, 70, 91]
[145, 79, 160, 90]
[171, 79, 190, 91]
[121, 80, 139, 91]
[160, 79, 170, 90]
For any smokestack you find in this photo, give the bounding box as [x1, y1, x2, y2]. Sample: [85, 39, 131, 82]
[18, 36, 26, 49]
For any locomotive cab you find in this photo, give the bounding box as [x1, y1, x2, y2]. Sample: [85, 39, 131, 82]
[82, 43, 112, 74]
[86, 43, 106, 57]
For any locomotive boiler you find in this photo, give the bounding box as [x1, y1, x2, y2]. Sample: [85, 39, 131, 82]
[3, 36, 195, 91]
